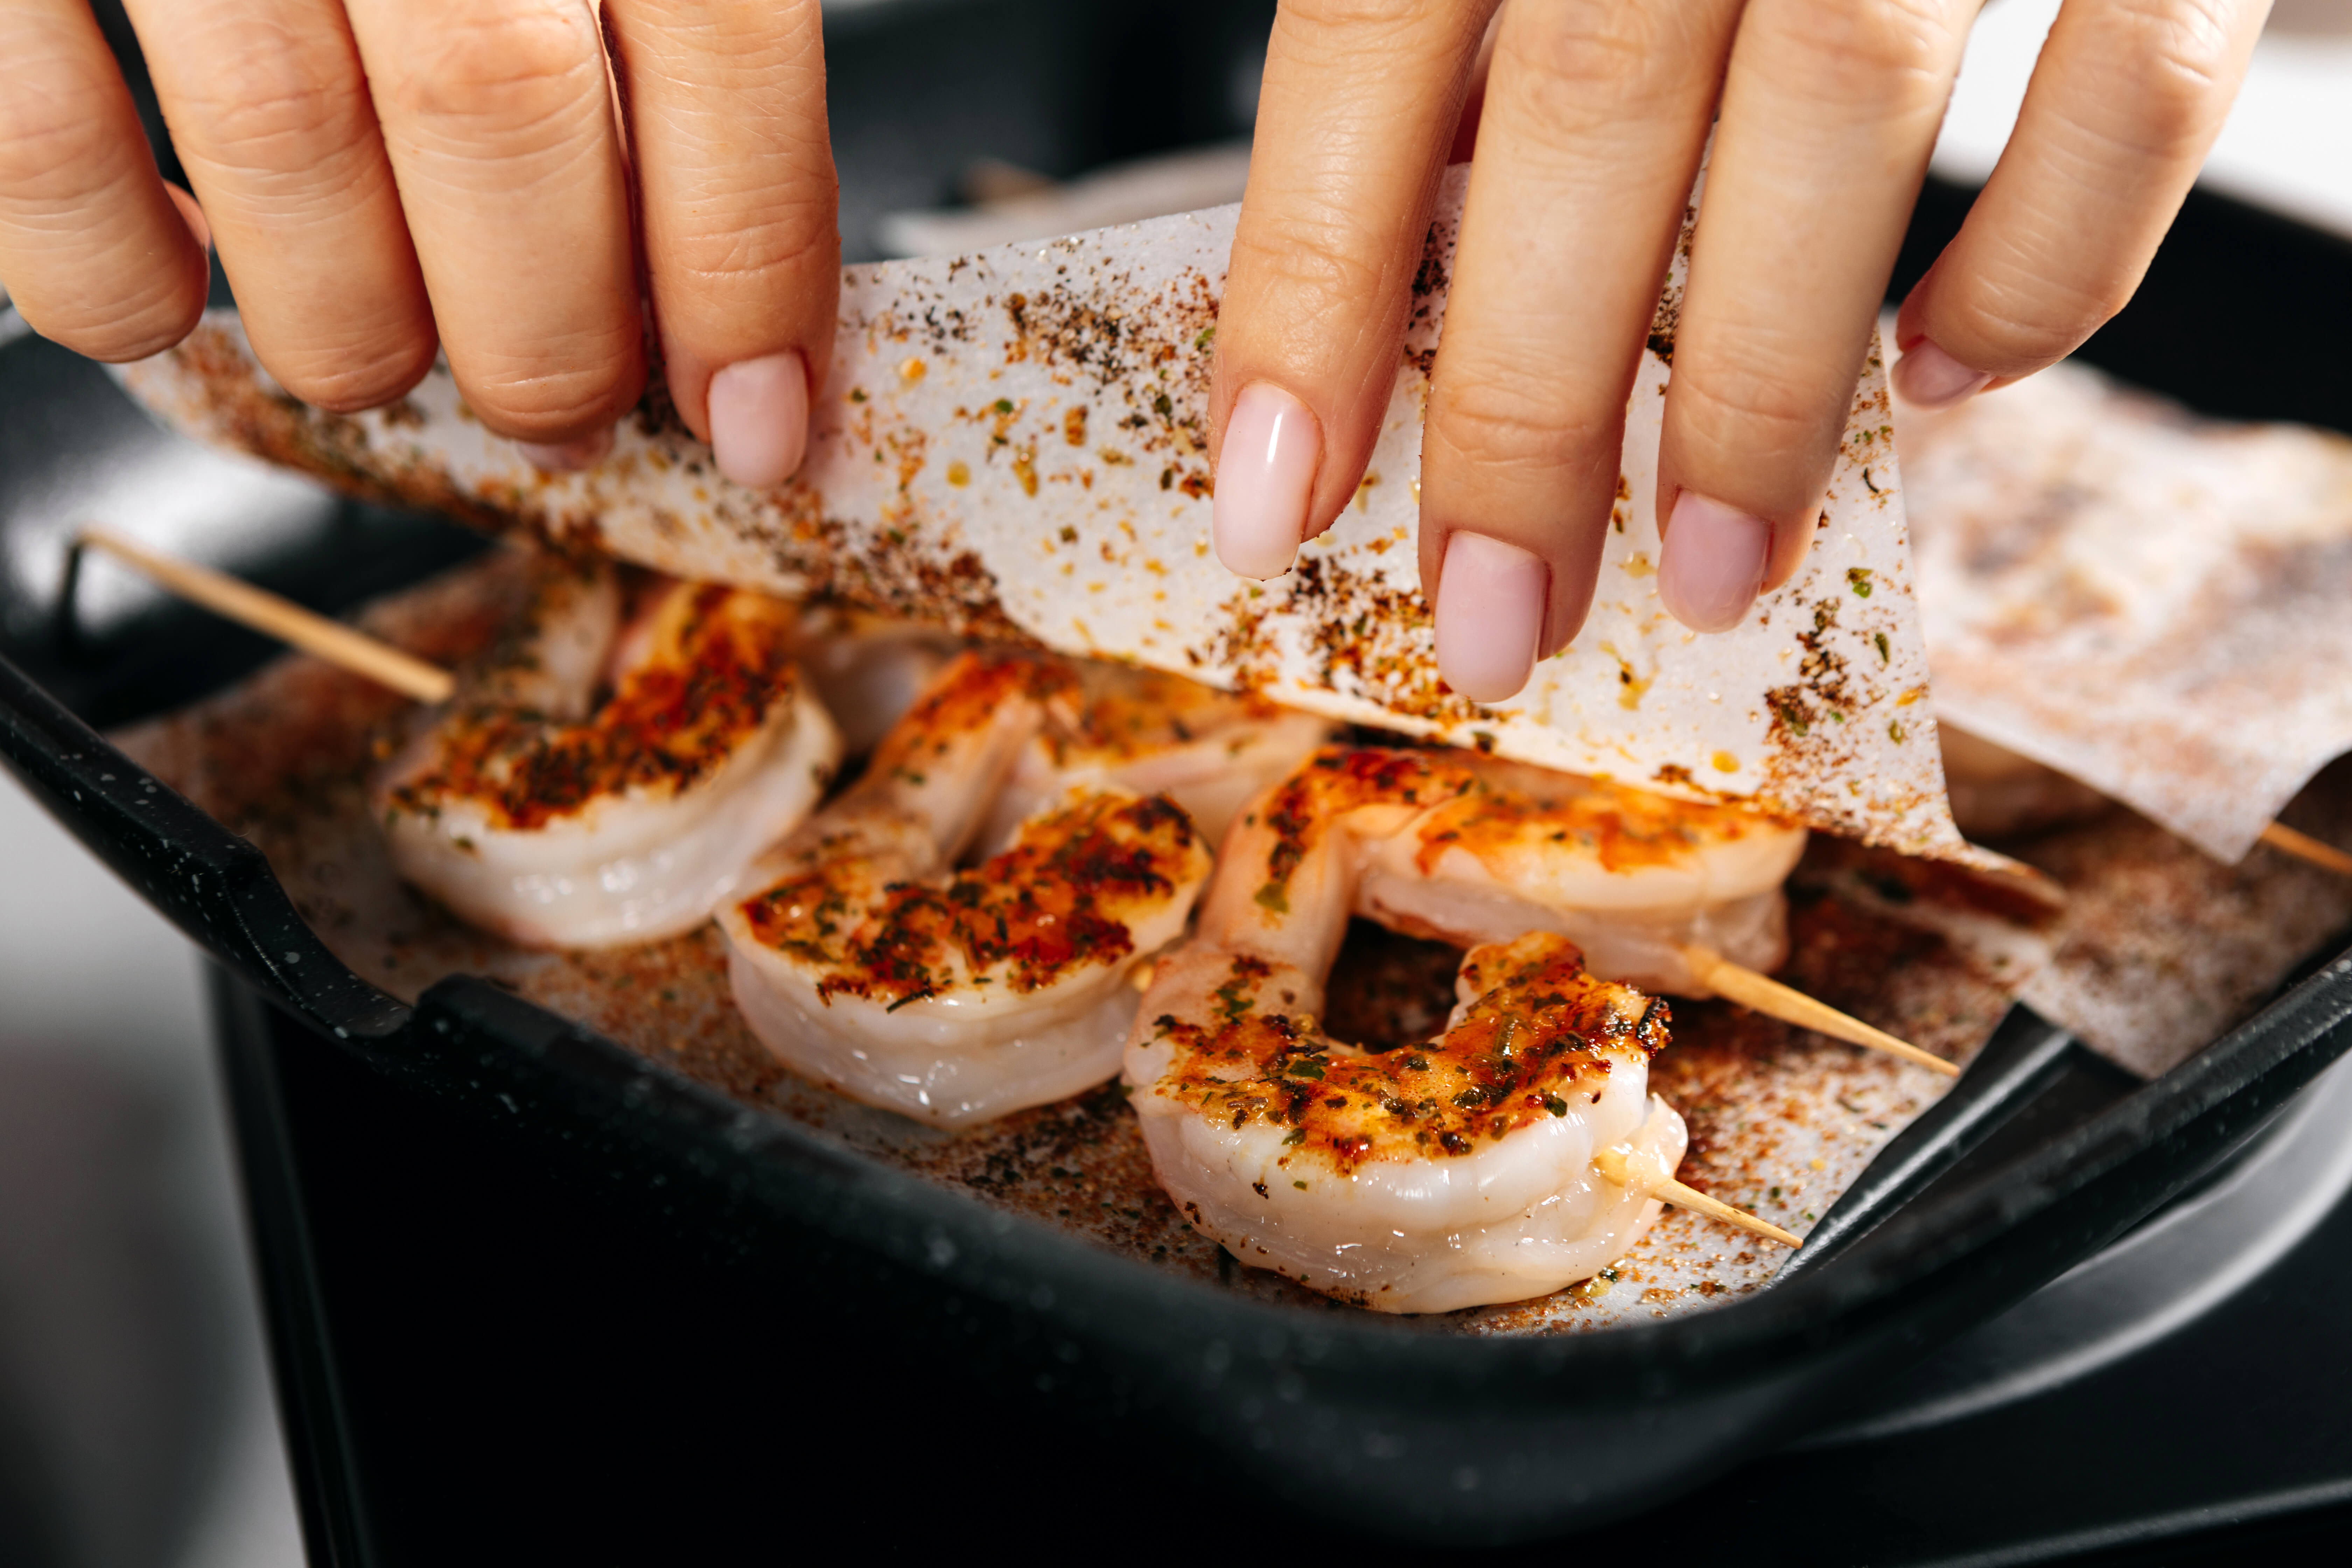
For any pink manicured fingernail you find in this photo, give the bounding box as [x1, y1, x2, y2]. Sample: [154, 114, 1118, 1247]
[1435, 531, 1546, 704]
[1891, 338, 1991, 408]
[709, 350, 810, 489]
[1658, 491, 1770, 634]
[1213, 382, 1319, 579]
[518, 427, 613, 473]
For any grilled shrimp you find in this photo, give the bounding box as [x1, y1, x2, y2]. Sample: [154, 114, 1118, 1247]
[981, 663, 1334, 851]
[1125, 750, 1686, 1312]
[1354, 755, 1808, 996]
[376, 562, 840, 948]
[719, 651, 1218, 1128]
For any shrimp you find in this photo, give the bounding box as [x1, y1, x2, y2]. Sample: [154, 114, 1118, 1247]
[980, 663, 1335, 851]
[719, 651, 1216, 1128]
[1125, 750, 1687, 1312]
[376, 561, 841, 948]
[1353, 755, 1809, 996]
[788, 604, 962, 756]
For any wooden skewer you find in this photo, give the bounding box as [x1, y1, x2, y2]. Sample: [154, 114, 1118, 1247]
[1680, 941, 1961, 1078]
[1593, 1144, 1802, 1248]
[2260, 820, 2352, 878]
[78, 526, 456, 704]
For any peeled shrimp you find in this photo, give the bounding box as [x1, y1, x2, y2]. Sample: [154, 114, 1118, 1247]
[376, 562, 840, 948]
[719, 651, 1216, 1128]
[1126, 751, 1687, 1313]
[1353, 754, 1809, 996]
[980, 663, 1334, 851]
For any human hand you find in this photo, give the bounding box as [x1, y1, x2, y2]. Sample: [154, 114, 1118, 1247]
[0, 0, 837, 486]
[1207, 0, 2268, 701]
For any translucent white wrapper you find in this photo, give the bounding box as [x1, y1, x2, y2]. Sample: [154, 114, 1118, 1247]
[1903, 357, 2352, 863]
[120, 167, 1968, 857]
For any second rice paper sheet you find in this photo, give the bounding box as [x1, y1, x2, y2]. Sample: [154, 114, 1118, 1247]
[1901, 358, 2352, 865]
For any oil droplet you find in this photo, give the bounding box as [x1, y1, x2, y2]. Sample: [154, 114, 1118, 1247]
[1621, 552, 1655, 579]
[898, 356, 927, 383]
[946, 460, 970, 487]
[1711, 751, 1739, 774]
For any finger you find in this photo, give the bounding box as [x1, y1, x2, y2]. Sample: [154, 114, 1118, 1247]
[1657, 0, 1978, 633]
[0, 0, 210, 360]
[343, 0, 643, 446]
[1419, 0, 1743, 701]
[1447, 8, 1505, 166]
[1893, 0, 2268, 407]
[123, 0, 436, 412]
[1210, 0, 1497, 581]
[603, 0, 837, 489]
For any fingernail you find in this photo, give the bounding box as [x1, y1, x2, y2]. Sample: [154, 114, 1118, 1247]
[1435, 532, 1546, 704]
[1657, 491, 1770, 634]
[709, 350, 810, 489]
[1891, 338, 1991, 408]
[1213, 382, 1319, 579]
[163, 183, 212, 253]
[517, 427, 613, 473]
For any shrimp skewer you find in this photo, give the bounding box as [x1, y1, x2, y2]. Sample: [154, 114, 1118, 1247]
[376, 562, 840, 948]
[719, 653, 1212, 1127]
[720, 652, 1329, 1127]
[1354, 755, 1808, 997]
[1126, 751, 1707, 1313]
[1330, 750, 1956, 1073]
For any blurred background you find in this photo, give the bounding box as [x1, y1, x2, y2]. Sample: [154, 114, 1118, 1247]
[1, 0, 2348, 1563]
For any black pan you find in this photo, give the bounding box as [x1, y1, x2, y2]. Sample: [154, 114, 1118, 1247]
[6, 2, 2352, 1555]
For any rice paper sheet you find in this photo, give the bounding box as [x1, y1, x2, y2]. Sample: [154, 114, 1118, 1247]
[1900, 358, 2352, 863]
[120, 166, 1969, 861]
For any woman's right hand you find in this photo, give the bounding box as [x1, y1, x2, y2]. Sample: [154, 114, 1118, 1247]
[0, 0, 839, 486]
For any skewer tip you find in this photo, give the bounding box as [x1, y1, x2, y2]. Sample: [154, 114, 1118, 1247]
[1681, 943, 1959, 1077]
[2261, 820, 2352, 879]
[1593, 1146, 1802, 1248]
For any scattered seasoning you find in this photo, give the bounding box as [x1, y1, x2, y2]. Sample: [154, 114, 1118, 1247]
[390, 579, 799, 832]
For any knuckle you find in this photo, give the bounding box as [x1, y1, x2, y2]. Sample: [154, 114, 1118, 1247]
[0, 66, 127, 200]
[1944, 264, 2121, 367]
[2085, 0, 2242, 153]
[379, 5, 607, 150]
[1499, 1, 1664, 99]
[267, 335, 437, 414]
[1669, 354, 1827, 465]
[460, 352, 639, 439]
[17, 282, 202, 364]
[1279, 0, 1455, 42]
[616, 0, 823, 69]
[663, 191, 837, 290]
[1756, 0, 1963, 103]
[1229, 209, 1396, 317]
[177, 33, 373, 176]
[1272, 0, 1485, 73]
[1431, 376, 1613, 478]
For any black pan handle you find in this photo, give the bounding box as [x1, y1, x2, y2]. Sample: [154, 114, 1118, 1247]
[0, 651, 407, 1040]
